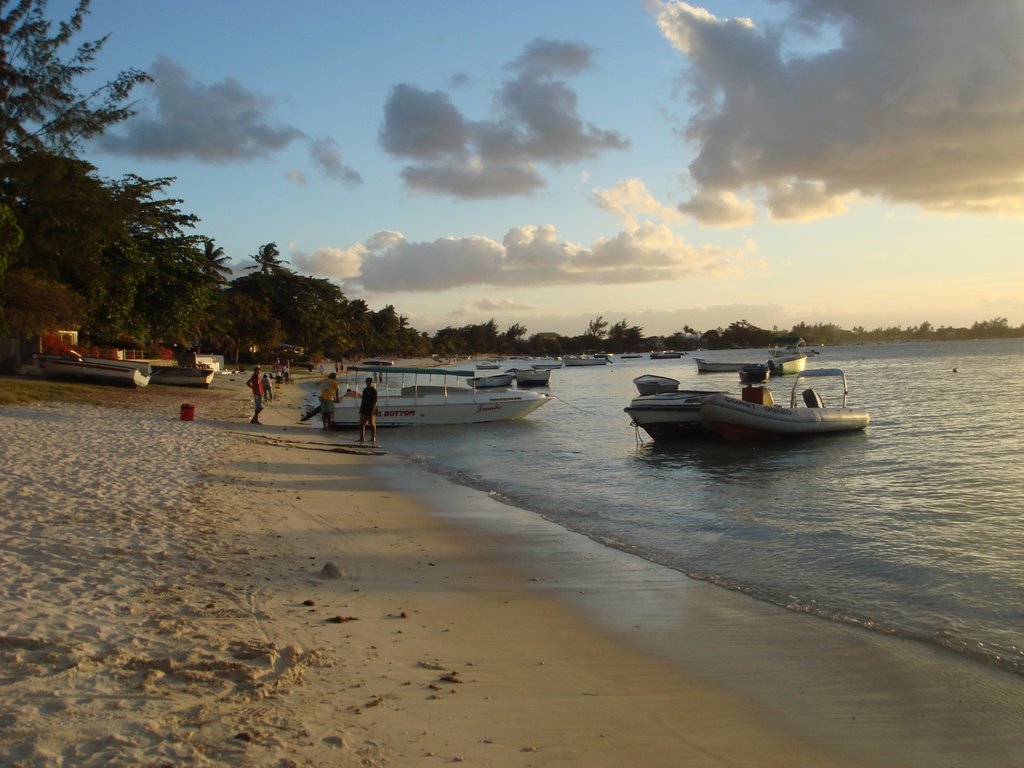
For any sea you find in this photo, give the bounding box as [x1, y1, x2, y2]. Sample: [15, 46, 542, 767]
[336, 338, 1024, 678]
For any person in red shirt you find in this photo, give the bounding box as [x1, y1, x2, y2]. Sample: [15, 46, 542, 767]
[247, 365, 264, 424]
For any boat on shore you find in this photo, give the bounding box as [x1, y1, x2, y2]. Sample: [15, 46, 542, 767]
[624, 389, 728, 440]
[37, 352, 150, 388]
[149, 365, 216, 388]
[700, 368, 869, 441]
[632, 374, 679, 395]
[329, 365, 551, 427]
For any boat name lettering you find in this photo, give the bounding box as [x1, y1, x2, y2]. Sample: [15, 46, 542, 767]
[475, 404, 503, 413]
[381, 409, 416, 417]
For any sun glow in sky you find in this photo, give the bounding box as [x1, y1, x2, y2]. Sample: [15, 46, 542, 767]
[69, 0, 1024, 336]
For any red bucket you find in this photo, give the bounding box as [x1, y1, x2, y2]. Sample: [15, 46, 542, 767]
[180, 403, 195, 421]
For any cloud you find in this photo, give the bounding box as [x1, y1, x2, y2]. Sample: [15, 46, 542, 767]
[98, 57, 362, 184]
[285, 170, 307, 186]
[677, 190, 757, 227]
[309, 137, 362, 184]
[309, 183, 760, 293]
[379, 38, 629, 198]
[98, 56, 303, 161]
[652, 0, 1024, 220]
[447, 296, 541, 319]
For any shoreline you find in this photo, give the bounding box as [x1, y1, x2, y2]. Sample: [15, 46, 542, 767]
[2, 371, 1022, 766]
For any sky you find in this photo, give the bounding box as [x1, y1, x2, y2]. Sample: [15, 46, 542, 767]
[63, 0, 1024, 337]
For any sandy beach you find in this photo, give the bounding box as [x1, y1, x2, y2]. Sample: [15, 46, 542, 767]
[2, 370, 1022, 767]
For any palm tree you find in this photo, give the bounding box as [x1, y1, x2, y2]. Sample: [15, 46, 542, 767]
[246, 242, 284, 275]
[202, 237, 232, 283]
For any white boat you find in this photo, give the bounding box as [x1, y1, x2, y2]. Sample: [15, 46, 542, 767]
[650, 351, 685, 359]
[528, 358, 563, 369]
[700, 368, 870, 441]
[468, 372, 514, 388]
[766, 336, 808, 376]
[149, 365, 216, 388]
[475, 362, 501, 370]
[38, 352, 150, 387]
[633, 374, 679, 395]
[693, 357, 757, 373]
[563, 355, 609, 367]
[624, 389, 727, 440]
[509, 368, 552, 387]
[330, 365, 551, 427]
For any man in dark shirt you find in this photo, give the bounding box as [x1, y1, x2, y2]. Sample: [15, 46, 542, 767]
[359, 377, 378, 444]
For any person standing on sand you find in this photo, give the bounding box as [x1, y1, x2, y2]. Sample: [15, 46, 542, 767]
[358, 376, 377, 444]
[319, 372, 341, 430]
[261, 371, 273, 402]
[247, 366, 264, 424]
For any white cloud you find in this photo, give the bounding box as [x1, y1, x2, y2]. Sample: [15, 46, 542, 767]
[652, 0, 1024, 220]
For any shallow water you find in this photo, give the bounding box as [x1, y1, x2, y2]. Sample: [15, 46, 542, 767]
[341, 339, 1024, 674]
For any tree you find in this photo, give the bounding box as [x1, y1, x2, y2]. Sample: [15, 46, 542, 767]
[0, 0, 150, 160]
[246, 242, 286, 275]
[202, 237, 231, 284]
[1, 267, 84, 336]
[586, 315, 608, 339]
[0, 202, 23, 333]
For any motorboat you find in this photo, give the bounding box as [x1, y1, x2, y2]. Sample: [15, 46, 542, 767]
[563, 355, 609, 367]
[529, 358, 563, 369]
[509, 368, 552, 387]
[468, 372, 514, 388]
[650, 351, 685, 359]
[330, 365, 551, 427]
[766, 336, 808, 376]
[633, 374, 679, 395]
[149, 365, 216, 388]
[624, 389, 727, 440]
[700, 368, 870, 441]
[693, 357, 757, 373]
[38, 352, 150, 388]
[738, 363, 770, 384]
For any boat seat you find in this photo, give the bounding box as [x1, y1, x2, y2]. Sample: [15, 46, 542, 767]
[802, 388, 824, 408]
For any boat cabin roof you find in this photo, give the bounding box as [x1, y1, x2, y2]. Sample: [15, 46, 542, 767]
[350, 364, 475, 377]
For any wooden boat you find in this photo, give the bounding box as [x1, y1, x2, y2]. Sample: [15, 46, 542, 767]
[738, 363, 770, 384]
[700, 368, 870, 441]
[38, 352, 150, 388]
[633, 374, 679, 395]
[624, 390, 727, 440]
[329, 365, 551, 427]
[693, 357, 757, 373]
[468, 372, 514, 388]
[149, 366, 216, 388]
[510, 368, 552, 387]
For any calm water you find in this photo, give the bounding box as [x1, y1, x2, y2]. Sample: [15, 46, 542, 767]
[345, 340, 1024, 674]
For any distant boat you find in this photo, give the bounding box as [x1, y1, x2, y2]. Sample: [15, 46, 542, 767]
[738, 363, 770, 384]
[529, 358, 563, 370]
[564, 355, 608, 367]
[766, 336, 808, 376]
[693, 357, 756, 373]
[38, 352, 149, 388]
[509, 368, 552, 387]
[468, 372, 514, 388]
[650, 351, 685, 359]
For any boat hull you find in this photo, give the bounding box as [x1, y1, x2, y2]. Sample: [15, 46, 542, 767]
[468, 373, 514, 388]
[149, 366, 216, 388]
[624, 390, 726, 440]
[330, 391, 551, 427]
[512, 368, 552, 387]
[767, 354, 807, 376]
[563, 357, 608, 366]
[39, 357, 149, 388]
[633, 374, 679, 395]
[700, 394, 869, 441]
[694, 357, 756, 373]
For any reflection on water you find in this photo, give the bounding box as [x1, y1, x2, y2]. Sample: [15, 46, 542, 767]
[375, 339, 1024, 673]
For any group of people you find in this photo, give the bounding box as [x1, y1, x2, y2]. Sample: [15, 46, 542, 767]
[318, 373, 377, 443]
